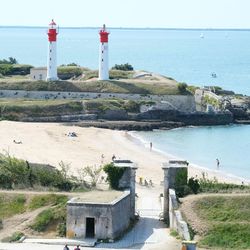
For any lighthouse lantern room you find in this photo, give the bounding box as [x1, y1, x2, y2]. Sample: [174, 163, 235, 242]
[47, 19, 58, 81]
[99, 24, 110, 80]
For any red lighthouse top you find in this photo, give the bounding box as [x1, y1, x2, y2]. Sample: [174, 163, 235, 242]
[47, 19, 58, 42]
[99, 24, 109, 43]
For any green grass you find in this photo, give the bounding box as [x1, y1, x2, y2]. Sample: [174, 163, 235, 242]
[201, 224, 250, 249]
[0, 78, 183, 95]
[30, 200, 67, 232]
[0, 194, 26, 219]
[30, 209, 55, 231]
[0, 99, 83, 120]
[29, 194, 68, 210]
[195, 196, 250, 222]
[193, 195, 250, 249]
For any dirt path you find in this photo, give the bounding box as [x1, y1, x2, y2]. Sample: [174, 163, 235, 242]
[0, 206, 51, 241]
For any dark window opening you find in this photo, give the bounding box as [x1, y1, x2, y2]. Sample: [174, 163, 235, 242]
[86, 217, 95, 238]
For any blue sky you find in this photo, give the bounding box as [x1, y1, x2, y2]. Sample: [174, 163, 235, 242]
[1, 0, 250, 28]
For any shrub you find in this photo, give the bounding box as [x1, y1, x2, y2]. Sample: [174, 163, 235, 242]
[57, 222, 66, 237]
[0, 64, 13, 75]
[2, 231, 24, 243]
[58, 66, 82, 80]
[31, 209, 54, 231]
[177, 82, 188, 93]
[188, 177, 200, 194]
[111, 63, 134, 71]
[0, 57, 18, 65]
[103, 163, 126, 190]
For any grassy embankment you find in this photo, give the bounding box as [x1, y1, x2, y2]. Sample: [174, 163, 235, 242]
[0, 98, 156, 120]
[193, 195, 250, 249]
[0, 67, 189, 95]
[0, 193, 68, 241]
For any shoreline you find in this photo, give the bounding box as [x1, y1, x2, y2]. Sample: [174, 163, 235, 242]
[0, 121, 249, 186]
[127, 130, 250, 185]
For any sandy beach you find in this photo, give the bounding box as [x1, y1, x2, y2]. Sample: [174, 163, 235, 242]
[0, 121, 247, 185]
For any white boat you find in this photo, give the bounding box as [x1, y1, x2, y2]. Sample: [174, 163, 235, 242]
[200, 33, 204, 39]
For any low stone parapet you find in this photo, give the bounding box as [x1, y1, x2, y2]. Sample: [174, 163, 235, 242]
[169, 189, 190, 241]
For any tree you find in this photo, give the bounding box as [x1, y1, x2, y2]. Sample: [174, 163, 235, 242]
[79, 165, 103, 188]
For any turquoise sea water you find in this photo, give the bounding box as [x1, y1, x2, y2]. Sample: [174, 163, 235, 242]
[1, 27, 250, 179]
[0, 27, 250, 94]
[134, 125, 250, 180]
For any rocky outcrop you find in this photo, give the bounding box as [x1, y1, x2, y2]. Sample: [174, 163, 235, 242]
[136, 110, 233, 126]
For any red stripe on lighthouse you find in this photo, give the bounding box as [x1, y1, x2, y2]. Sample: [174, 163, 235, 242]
[99, 31, 109, 43]
[48, 29, 57, 42]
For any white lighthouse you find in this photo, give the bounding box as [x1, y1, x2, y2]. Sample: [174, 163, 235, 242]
[99, 24, 110, 80]
[47, 19, 58, 81]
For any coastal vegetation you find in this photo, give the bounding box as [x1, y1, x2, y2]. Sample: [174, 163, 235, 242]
[103, 163, 126, 190]
[0, 98, 155, 121]
[111, 63, 134, 71]
[0, 78, 182, 95]
[189, 195, 250, 249]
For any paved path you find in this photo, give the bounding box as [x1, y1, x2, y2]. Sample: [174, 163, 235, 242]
[96, 185, 180, 249]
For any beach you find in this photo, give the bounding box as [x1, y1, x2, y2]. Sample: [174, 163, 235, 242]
[0, 121, 248, 185]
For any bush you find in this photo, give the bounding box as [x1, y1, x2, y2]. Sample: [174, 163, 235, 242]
[111, 63, 134, 71]
[58, 66, 82, 80]
[0, 57, 18, 65]
[103, 163, 126, 190]
[0, 64, 13, 75]
[177, 82, 188, 93]
[2, 231, 24, 243]
[31, 209, 54, 231]
[188, 177, 200, 194]
[57, 222, 66, 237]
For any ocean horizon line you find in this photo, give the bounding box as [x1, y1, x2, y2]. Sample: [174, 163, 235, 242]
[1, 25, 250, 31]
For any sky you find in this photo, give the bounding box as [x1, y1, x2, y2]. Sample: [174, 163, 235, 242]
[0, 0, 250, 29]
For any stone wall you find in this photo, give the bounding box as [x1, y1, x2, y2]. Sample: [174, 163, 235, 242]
[0, 89, 196, 113]
[169, 189, 190, 241]
[67, 191, 131, 240]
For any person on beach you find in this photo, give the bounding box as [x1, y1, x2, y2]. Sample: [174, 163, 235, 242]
[74, 245, 80, 250]
[150, 142, 152, 151]
[112, 154, 116, 161]
[101, 154, 104, 164]
[216, 158, 220, 168]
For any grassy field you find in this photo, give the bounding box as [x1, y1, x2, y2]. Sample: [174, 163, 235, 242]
[0, 98, 156, 120]
[0, 99, 83, 120]
[0, 75, 187, 95]
[191, 195, 250, 249]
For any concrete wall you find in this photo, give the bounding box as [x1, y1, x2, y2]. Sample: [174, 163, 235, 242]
[67, 191, 131, 240]
[0, 89, 195, 113]
[169, 189, 190, 241]
[162, 162, 188, 221]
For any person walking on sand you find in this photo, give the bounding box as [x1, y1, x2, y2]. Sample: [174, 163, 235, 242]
[216, 158, 220, 168]
[74, 245, 80, 250]
[150, 142, 152, 151]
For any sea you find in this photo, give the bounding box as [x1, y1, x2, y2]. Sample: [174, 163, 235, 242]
[0, 27, 250, 180]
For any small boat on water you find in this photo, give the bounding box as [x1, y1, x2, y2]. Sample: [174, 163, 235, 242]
[200, 33, 204, 39]
[211, 72, 217, 78]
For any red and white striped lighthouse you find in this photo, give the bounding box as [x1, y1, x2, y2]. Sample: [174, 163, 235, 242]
[47, 19, 58, 81]
[99, 24, 110, 80]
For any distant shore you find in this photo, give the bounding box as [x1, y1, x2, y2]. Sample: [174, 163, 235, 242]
[0, 121, 248, 186]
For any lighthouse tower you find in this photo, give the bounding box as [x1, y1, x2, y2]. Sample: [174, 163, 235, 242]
[47, 20, 58, 81]
[99, 24, 110, 80]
